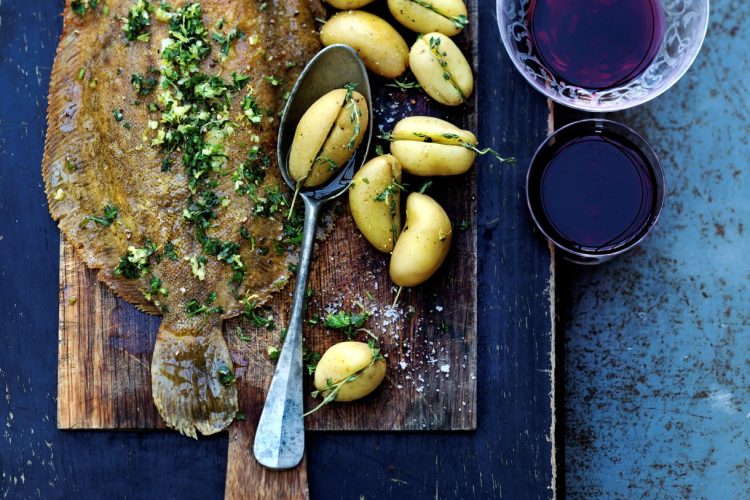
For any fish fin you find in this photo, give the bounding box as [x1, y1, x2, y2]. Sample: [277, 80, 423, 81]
[151, 316, 238, 437]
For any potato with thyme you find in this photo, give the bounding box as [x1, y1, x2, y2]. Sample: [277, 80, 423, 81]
[389, 116, 477, 176]
[320, 11, 410, 78]
[349, 155, 403, 252]
[390, 192, 452, 287]
[409, 32, 473, 106]
[289, 85, 369, 188]
[313, 341, 387, 402]
[388, 0, 469, 37]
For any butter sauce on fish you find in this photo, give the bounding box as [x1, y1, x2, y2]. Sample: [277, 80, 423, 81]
[43, 0, 322, 437]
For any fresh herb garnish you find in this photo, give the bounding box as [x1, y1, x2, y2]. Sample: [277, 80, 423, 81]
[343, 82, 362, 150]
[212, 26, 243, 57]
[123, 0, 153, 42]
[263, 75, 281, 86]
[163, 242, 178, 261]
[217, 364, 236, 386]
[427, 35, 466, 102]
[71, 0, 99, 16]
[115, 240, 158, 279]
[241, 93, 263, 124]
[131, 69, 159, 95]
[185, 291, 223, 317]
[143, 275, 168, 301]
[242, 300, 276, 330]
[82, 204, 119, 227]
[303, 348, 321, 375]
[409, 0, 467, 29]
[112, 109, 124, 122]
[324, 306, 369, 340]
[385, 77, 421, 90]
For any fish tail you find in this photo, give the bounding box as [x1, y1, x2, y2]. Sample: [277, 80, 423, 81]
[151, 316, 238, 438]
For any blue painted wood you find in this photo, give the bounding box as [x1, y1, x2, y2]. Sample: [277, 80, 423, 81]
[0, 1, 554, 498]
[561, 1, 750, 497]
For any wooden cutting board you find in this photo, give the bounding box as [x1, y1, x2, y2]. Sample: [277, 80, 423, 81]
[57, 3, 479, 498]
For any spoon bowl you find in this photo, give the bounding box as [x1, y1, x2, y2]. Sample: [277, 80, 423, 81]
[253, 44, 371, 470]
[277, 44, 373, 200]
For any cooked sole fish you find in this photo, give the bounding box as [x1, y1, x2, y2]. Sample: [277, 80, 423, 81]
[43, 0, 321, 437]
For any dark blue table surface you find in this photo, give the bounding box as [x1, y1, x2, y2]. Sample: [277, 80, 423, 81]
[0, 2, 555, 498]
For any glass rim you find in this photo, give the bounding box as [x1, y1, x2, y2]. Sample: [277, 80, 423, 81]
[496, 0, 711, 113]
[525, 118, 666, 260]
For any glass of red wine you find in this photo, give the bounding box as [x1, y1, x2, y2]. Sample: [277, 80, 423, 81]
[526, 119, 665, 264]
[497, 0, 709, 111]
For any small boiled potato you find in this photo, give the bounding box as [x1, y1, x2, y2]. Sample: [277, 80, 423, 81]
[388, 0, 468, 37]
[289, 89, 346, 184]
[326, 0, 376, 8]
[289, 88, 368, 187]
[304, 91, 369, 187]
[349, 154, 402, 252]
[390, 193, 452, 287]
[314, 341, 387, 402]
[409, 32, 473, 106]
[321, 11, 409, 79]
[390, 116, 477, 176]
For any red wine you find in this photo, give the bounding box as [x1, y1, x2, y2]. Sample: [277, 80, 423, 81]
[528, 0, 665, 90]
[527, 123, 661, 255]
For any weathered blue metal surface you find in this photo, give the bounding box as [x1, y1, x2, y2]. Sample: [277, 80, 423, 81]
[562, 1, 750, 496]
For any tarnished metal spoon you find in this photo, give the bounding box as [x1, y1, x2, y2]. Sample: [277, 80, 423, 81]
[253, 44, 372, 470]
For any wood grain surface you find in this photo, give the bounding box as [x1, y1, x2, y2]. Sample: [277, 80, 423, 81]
[56, 2, 479, 498]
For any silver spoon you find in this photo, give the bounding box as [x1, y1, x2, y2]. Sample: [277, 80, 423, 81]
[253, 44, 372, 470]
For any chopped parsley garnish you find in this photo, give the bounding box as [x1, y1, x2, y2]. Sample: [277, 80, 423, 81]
[242, 300, 276, 330]
[185, 291, 223, 317]
[212, 26, 244, 57]
[263, 75, 281, 86]
[217, 363, 236, 386]
[303, 348, 321, 375]
[115, 240, 158, 279]
[71, 0, 99, 16]
[324, 308, 369, 340]
[231, 72, 250, 91]
[131, 69, 159, 95]
[123, 0, 153, 42]
[82, 204, 119, 227]
[143, 275, 168, 301]
[163, 242, 178, 261]
[112, 109, 124, 122]
[267, 346, 280, 362]
[241, 93, 263, 124]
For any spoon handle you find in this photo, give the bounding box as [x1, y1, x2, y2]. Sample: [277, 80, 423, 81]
[253, 196, 321, 470]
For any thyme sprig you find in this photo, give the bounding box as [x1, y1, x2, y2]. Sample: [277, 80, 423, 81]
[410, 0, 468, 29]
[385, 77, 421, 91]
[343, 82, 362, 150]
[427, 36, 466, 102]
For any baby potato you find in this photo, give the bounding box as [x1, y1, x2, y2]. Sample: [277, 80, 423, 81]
[289, 87, 369, 187]
[390, 193, 452, 287]
[388, 0, 468, 37]
[349, 154, 403, 252]
[390, 116, 477, 176]
[409, 32, 473, 106]
[326, 0, 376, 8]
[314, 341, 387, 402]
[320, 11, 409, 78]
